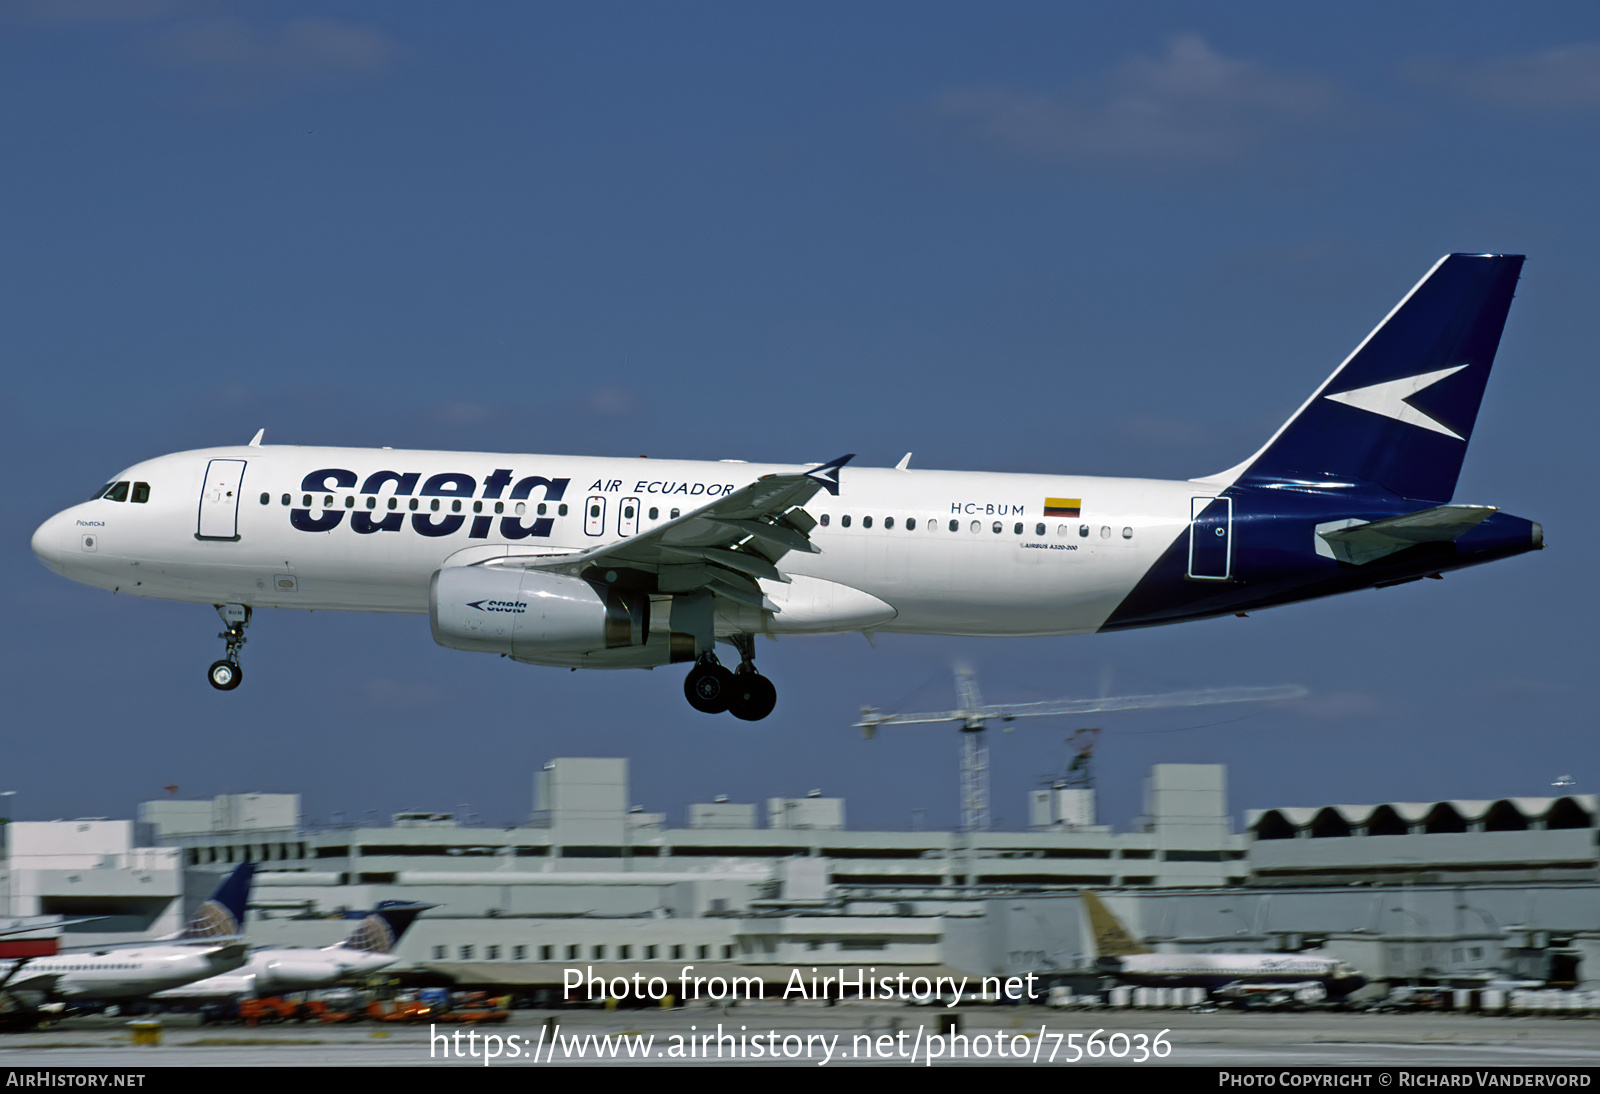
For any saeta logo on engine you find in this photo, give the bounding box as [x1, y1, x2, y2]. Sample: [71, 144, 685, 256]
[467, 599, 526, 613]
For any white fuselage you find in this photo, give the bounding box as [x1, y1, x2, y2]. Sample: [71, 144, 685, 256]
[1118, 952, 1347, 982]
[32, 445, 1197, 641]
[152, 944, 398, 1002]
[0, 944, 246, 1002]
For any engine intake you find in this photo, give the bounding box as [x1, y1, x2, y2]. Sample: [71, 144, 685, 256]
[430, 565, 648, 658]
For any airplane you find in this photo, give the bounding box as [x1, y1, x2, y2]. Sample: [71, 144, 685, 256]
[1081, 890, 1367, 1006]
[150, 900, 433, 1005]
[30, 253, 1541, 721]
[0, 863, 255, 1028]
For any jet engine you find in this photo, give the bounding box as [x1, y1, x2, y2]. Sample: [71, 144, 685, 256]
[429, 565, 649, 658]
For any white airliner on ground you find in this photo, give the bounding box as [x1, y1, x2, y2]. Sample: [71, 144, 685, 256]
[0, 864, 255, 1029]
[1082, 891, 1367, 1005]
[151, 900, 432, 1005]
[31, 254, 1541, 720]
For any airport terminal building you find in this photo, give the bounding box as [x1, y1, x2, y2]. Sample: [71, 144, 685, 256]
[3, 759, 1595, 995]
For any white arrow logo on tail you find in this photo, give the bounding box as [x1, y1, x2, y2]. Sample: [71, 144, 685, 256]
[1324, 364, 1469, 440]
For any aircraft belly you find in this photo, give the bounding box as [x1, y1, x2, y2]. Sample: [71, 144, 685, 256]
[788, 524, 1179, 636]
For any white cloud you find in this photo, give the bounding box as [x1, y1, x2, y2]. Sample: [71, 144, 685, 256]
[940, 34, 1345, 166]
[1407, 42, 1600, 112]
[584, 386, 645, 419]
[144, 16, 404, 108]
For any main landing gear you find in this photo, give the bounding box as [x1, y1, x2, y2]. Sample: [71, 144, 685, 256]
[207, 603, 250, 691]
[683, 635, 777, 721]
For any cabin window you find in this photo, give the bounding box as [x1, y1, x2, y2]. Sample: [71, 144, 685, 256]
[344, 496, 355, 508]
[1036, 523, 1046, 536]
[410, 498, 419, 511]
[992, 522, 1002, 534]
[863, 516, 873, 529]
[624, 504, 635, 519]
[260, 493, 270, 505]
[970, 521, 981, 533]
[1013, 522, 1023, 534]
[906, 517, 917, 530]
[132, 482, 150, 503]
[820, 514, 830, 526]
[589, 503, 600, 518]
[514, 503, 525, 516]
[302, 494, 312, 507]
[388, 498, 398, 510]
[949, 519, 959, 532]
[885, 516, 895, 529]
[1100, 525, 1111, 538]
[366, 497, 376, 509]
[1122, 527, 1133, 539]
[495, 502, 504, 514]
[282, 494, 291, 506]
[841, 515, 852, 528]
[537, 502, 547, 515]
[649, 507, 659, 520]
[451, 500, 462, 513]
[669, 508, 678, 519]
[1079, 524, 1089, 537]
[431, 499, 441, 512]
[559, 504, 570, 516]
[323, 495, 334, 507]
[472, 501, 482, 513]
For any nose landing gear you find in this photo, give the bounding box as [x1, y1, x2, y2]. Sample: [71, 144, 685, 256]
[207, 603, 250, 691]
[683, 635, 777, 720]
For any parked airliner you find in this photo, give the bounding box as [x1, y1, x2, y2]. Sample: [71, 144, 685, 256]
[152, 900, 431, 1005]
[31, 254, 1541, 720]
[1083, 891, 1367, 1005]
[0, 864, 255, 1028]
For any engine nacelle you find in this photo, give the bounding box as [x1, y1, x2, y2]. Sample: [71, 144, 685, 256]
[429, 565, 648, 658]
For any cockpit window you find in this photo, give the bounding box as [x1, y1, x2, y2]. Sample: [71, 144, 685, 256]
[104, 481, 130, 502]
[131, 482, 150, 504]
[91, 483, 113, 501]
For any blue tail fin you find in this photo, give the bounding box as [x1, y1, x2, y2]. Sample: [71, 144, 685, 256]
[1217, 254, 1524, 503]
[181, 862, 255, 941]
[340, 901, 434, 954]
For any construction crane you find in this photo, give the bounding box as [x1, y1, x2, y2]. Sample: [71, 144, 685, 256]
[856, 666, 1306, 832]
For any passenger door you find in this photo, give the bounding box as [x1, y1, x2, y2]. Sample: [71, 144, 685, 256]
[197, 459, 247, 541]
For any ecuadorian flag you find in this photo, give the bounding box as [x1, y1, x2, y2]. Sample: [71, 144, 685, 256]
[1044, 498, 1081, 518]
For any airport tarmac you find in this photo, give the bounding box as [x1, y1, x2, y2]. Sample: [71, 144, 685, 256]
[0, 1007, 1597, 1067]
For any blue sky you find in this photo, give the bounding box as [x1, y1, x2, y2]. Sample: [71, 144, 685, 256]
[3, 2, 1596, 833]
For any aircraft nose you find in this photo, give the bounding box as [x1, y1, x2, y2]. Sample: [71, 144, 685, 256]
[31, 510, 76, 575]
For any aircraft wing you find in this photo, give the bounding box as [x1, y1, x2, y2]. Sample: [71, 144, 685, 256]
[1318, 504, 1497, 566]
[2, 972, 60, 994]
[486, 454, 853, 611]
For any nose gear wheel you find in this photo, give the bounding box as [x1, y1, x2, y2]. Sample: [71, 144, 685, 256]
[207, 603, 251, 692]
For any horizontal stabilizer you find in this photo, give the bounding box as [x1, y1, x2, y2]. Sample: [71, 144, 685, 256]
[1316, 505, 1497, 566]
